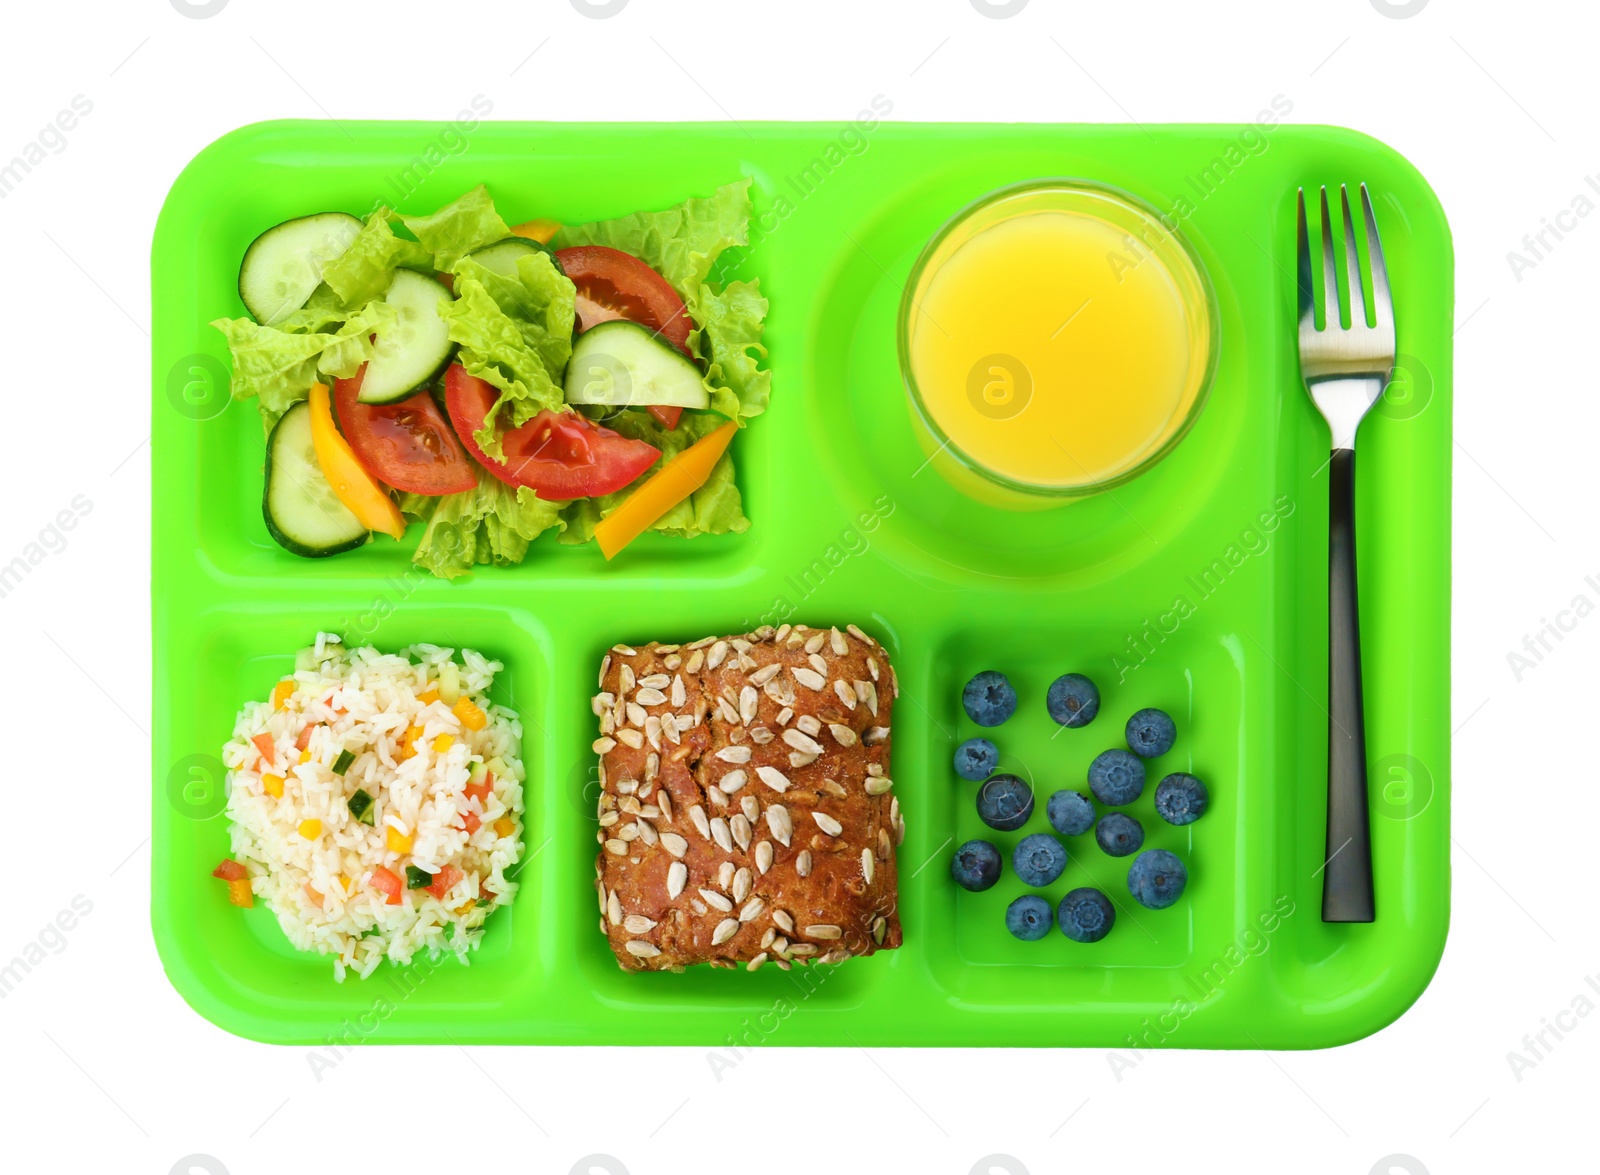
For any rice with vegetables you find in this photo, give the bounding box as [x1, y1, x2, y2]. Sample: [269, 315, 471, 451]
[217, 635, 524, 980]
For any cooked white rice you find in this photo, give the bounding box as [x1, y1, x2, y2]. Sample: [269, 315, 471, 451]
[221, 634, 524, 980]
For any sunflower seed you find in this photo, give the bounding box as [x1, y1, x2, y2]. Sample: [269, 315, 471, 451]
[776, 706, 794, 727]
[739, 685, 759, 725]
[740, 794, 760, 823]
[737, 652, 758, 672]
[770, 627, 789, 645]
[772, 908, 795, 934]
[657, 791, 673, 823]
[771, 935, 790, 955]
[804, 632, 827, 655]
[864, 726, 891, 746]
[848, 625, 874, 646]
[607, 890, 622, 925]
[599, 810, 619, 827]
[688, 804, 709, 838]
[803, 924, 842, 940]
[688, 635, 717, 649]
[755, 841, 774, 874]
[872, 916, 887, 944]
[690, 898, 706, 915]
[792, 667, 826, 691]
[619, 795, 642, 815]
[664, 674, 683, 707]
[861, 848, 875, 884]
[756, 765, 791, 793]
[616, 777, 638, 796]
[645, 715, 663, 749]
[796, 849, 812, 877]
[599, 654, 612, 687]
[728, 725, 746, 744]
[667, 861, 687, 898]
[746, 952, 768, 972]
[862, 681, 880, 716]
[789, 751, 819, 769]
[795, 714, 821, 737]
[604, 838, 627, 855]
[618, 822, 639, 843]
[624, 701, 646, 727]
[664, 654, 682, 671]
[829, 723, 858, 747]
[717, 861, 735, 889]
[716, 769, 745, 795]
[732, 866, 752, 903]
[733, 638, 754, 653]
[747, 726, 774, 745]
[615, 728, 644, 750]
[662, 714, 681, 745]
[707, 786, 728, 807]
[783, 728, 824, 755]
[759, 927, 777, 949]
[820, 948, 852, 965]
[593, 736, 617, 754]
[592, 692, 615, 716]
[833, 680, 857, 710]
[766, 804, 792, 846]
[729, 813, 751, 850]
[717, 697, 740, 725]
[685, 648, 705, 674]
[600, 710, 616, 735]
[715, 745, 751, 764]
[623, 914, 657, 934]
[813, 811, 843, 836]
[640, 819, 662, 846]
[739, 897, 765, 922]
[830, 627, 849, 656]
[707, 640, 729, 670]
[808, 653, 828, 676]
[749, 662, 783, 686]
[660, 833, 688, 857]
[712, 918, 740, 946]
[638, 674, 670, 691]
[709, 817, 732, 853]
[866, 775, 893, 796]
[878, 827, 892, 860]
[620, 664, 636, 693]
[699, 888, 733, 912]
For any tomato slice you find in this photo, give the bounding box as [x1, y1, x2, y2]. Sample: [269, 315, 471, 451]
[555, 245, 692, 358]
[211, 859, 248, 882]
[333, 368, 477, 496]
[370, 865, 405, 906]
[425, 865, 465, 899]
[443, 365, 660, 501]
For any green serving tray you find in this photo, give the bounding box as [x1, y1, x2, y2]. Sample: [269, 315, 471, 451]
[151, 120, 1452, 1048]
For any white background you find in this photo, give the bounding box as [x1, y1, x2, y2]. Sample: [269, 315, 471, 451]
[0, 1, 1589, 1172]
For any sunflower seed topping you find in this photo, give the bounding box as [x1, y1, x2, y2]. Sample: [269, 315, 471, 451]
[804, 924, 842, 940]
[812, 811, 843, 836]
[616, 728, 644, 750]
[667, 861, 687, 898]
[792, 667, 826, 691]
[766, 804, 793, 847]
[749, 662, 783, 686]
[719, 769, 748, 794]
[714, 745, 751, 764]
[730, 813, 752, 851]
[872, 916, 887, 944]
[861, 848, 875, 884]
[710, 816, 733, 853]
[707, 786, 728, 807]
[740, 794, 760, 823]
[739, 896, 765, 922]
[808, 653, 828, 676]
[623, 914, 657, 934]
[604, 838, 627, 855]
[660, 832, 688, 857]
[783, 728, 824, 755]
[706, 640, 729, 670]
[865, 775, 894, 795]
[796, 714, 823, 737]
[796, 849, 812, 877]
[593, 737, 617, 754]
[625, 940, 660, 958]
[599, 654, 612, 687]
[748, 725, 774, 744]
[747, 952, 768, 972]
[754, 840, 774, 874]
[607, 890, 622, 925]
[699, 888, 733, 912]
[756, 765, 791, 793]
[789, 752, 819, 769]
[864, 726, 891, 746]
[712, 918, 740, 945]
[848, 624, 874, 646]
[739, 685, 759, 725]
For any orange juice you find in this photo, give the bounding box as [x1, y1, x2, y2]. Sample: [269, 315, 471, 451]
[901, 182, 1214, 506]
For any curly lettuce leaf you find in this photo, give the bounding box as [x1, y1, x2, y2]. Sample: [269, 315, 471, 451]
[210, 298, 396, 419]
[558, 411, 748, 544]
[554, 179, 768, 421]
[320, 209, 434, 308]
[397, 466, 566, 579]
[400, 184, 510, 270]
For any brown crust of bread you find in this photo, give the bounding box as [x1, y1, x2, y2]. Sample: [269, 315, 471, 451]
[591, 624, 902, 972]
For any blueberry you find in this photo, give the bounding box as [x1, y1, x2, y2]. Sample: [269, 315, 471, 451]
[953, 737, 1000, 782]
[1006, 894, 1054, 941]
[976, 773, 1034, 831]
[1047, 673, 1100, 728]
[1058, 887, 1116, 943]
[950, 839, 1003, 891]
[1154, 773, 1209, 826]
[1094, 812, 1144, 857]
[1127, 849, 1188, 909]
[962, 670, 1018, 727]
[1012, 833, 1068, 887]
[1088, 748, 1146, 806]
[1046, 789, 1096, 837]
[1125, 708, 1177, 758]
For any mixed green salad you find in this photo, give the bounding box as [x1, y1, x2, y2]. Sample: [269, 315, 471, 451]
[212, 181, 769, 576]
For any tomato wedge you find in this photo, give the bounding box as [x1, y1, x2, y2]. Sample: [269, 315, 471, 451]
[555, 245, 695, 429]
[442, 365, 660, 501]
[333, 369, 477, 496]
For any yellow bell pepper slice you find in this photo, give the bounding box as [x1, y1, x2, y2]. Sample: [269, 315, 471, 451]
[594, 421, 738, 560]
[307, 383, 406, 540]
[510, 218, 561, 244]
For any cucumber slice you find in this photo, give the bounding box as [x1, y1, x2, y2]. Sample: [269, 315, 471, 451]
[262, 401, 369, 558]
[239, 212, 363, 325]
[463, 236, 561, 278]
[358, 269, 457, 404]
[564, 319, 709, 410]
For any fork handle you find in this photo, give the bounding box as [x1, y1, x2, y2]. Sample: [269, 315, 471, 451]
[1323, 447, 1375, 923]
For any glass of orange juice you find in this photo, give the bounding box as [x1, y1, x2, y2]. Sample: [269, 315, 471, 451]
[898, 179, 1218, 509]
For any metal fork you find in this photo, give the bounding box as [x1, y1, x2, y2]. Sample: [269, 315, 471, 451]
[1296, 183, 1394, 924]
